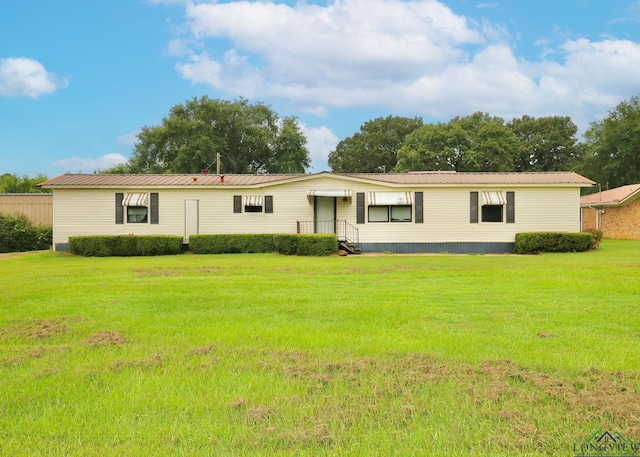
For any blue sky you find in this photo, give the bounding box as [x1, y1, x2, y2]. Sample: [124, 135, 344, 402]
[2, 0, 640, 177]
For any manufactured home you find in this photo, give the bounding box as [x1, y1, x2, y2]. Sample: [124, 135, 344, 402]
[40, 171, 595, 253]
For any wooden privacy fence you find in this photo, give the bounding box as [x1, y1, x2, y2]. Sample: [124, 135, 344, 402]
[0, 194, 53, 226]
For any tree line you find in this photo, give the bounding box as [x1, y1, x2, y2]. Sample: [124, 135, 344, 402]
[0, 174, 50, 193]
[329, 95, 640, 192]
[8, 94, 640, 193]
[329, 113, 584, 174]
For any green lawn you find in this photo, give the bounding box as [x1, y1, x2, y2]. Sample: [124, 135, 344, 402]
[1, 240, 639, 456]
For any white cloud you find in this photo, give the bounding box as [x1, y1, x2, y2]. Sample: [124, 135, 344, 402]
[53, 153, 129, 173]
[115, 130, 141, 146]
[165, 38, 193, 57]
[175, 0, 484, 104]
[161, 0, 640, 133]
[0, 57, 68, 98]
[299, 123, 340, 171]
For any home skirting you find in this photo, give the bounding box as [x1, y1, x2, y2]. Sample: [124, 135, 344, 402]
[358, 242, 515, 254]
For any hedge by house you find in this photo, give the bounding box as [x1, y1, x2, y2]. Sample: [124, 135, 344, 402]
[69, 235, 183, 257]
[188, 234, 276, 254]
[189, 234, 338, 256]
[514, 232, 594, 254]
[0, 213, 52, 253]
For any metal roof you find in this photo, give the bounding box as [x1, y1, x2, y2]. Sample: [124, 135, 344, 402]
[39, 171, 595, 188]
[345, 171, 595, 186]
[580, 184, 640, 207]
[38, 173, 302, 187]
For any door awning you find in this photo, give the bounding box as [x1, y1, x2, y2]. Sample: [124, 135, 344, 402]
[243, 195, 264, 207]
[122, 193, 148, 206]
[367, 191, 412, 206]
[307, 190, 352, 199]
[482, 191, 506, 205]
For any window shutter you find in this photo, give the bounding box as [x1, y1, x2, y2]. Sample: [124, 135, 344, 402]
[470, 192, 479, 223]
[115, 193, 124, 224]
[506, 191, 515, 223]
[356, 192, 365, 224]
[150, 193, 159, 224]
[233, 195, 242, 213]
[265, 195, 273, 213]
[415, 192, 424, 223]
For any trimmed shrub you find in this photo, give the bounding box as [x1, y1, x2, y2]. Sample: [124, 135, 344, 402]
[0, 213, 52, 253]
[514, 232, 594, 254]
[272, 234, 299, 256]
[136, 236, 184, 256]
[286, 234, 338, 256]
[189, 234, 276, 254]
[69, 235, 183, 257]
[190, 233, 338, 256]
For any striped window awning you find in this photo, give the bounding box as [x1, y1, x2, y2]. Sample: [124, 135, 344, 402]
[482, 191, 506, 205]
[122, 193, 148, 206]
[367, 191, 412, 206]
[243, 195, 264, 207]
[307, 190, 352, 199]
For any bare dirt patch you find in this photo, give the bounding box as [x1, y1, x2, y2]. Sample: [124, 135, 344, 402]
[83, 331, 129, 346]
[132, 268, 182, 277]
[0, 316, 86, 340]
[216, 348, 640, 452]
[28, 345, 72, 358]
[187, 344, 217, 356]
[110, 354, 164, 371]
[469, 358, 640, 434]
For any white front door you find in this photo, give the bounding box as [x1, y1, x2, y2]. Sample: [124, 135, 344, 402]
[315, 197, 336, 233]
[184, 199, 199, 242]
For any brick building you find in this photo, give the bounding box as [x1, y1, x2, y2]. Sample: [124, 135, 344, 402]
[581, 184, 640, 239]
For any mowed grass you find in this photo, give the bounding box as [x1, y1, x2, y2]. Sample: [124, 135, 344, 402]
[1, 240, 639, 456]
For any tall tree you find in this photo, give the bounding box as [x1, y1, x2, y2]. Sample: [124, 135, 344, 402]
[0, 174, 50, 193]
[328, 116, 423, 172]
[122, 96, 310, 174]
[395, 112, 517, 172]
[579, 95, 640, 188]
[508, 115, 583, 171]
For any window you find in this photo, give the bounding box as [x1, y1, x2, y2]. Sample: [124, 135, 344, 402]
[233, 195, 273, 213]
[471, 191, 515, 224]
[366, 192, 413, 223]
[482, 205, 503, 222]
[482, 192, 505, 223]
[116, 192, 158, 224]
[391, 205, 412, 222]
[127, 206, 148, 223]
[369, 206, 389, 222]
[368, 205, 412, 222]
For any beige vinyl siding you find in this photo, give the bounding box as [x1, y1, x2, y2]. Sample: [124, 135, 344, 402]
[0, 194, 53, 226]
[394, 186, 581, 244]
[53, 189, 189, 247]
[51, 177, 583, 248]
